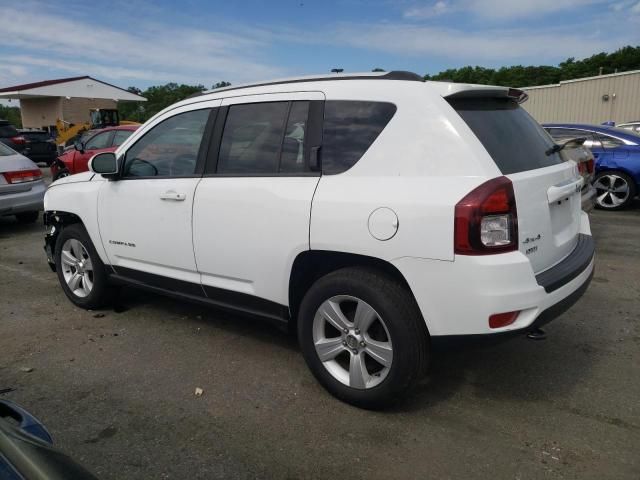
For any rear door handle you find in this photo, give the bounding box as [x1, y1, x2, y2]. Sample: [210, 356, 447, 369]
[547, 178, 584, 204]
[159, 191, 186, 201]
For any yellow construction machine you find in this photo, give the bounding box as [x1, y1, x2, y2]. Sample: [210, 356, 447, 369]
[55, 108, 140, 147]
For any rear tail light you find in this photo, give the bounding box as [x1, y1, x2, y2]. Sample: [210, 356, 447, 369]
[489, 311, 520, 329]
[10, 136, 26, 145]
[577, 162, 586, 175]
[454, 176, 518, 255]
[3, 169, 43, 184]
[586, 159, 594, 174]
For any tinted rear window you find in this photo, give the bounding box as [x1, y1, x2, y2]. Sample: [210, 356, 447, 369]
[321, 101, 396, 174]
[0, 125, 18, 137]
[449, 97, 562, 175]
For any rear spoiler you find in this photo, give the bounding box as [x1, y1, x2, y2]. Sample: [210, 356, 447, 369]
[445, 87, 528, 104]
[428, 81, 529, 104]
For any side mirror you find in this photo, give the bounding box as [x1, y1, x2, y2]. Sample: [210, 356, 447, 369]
[88, 152, 119, 178]
[74, 141, 85, 153]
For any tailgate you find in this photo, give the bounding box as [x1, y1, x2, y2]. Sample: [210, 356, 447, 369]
[448, 94, 584, 274]
[509, 163, 582, 273]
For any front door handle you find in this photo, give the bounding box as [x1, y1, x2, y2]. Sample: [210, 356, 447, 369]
[159, 191, 186, 201]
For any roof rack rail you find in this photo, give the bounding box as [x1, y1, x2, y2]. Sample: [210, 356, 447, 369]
[186, 71, 424, 99]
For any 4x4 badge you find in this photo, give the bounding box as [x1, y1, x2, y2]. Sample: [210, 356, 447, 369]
[522, 234, 542, 244]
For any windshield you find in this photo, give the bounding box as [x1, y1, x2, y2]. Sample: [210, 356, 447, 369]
[448, 97, 563, 175]
[0, 141, 16, 156]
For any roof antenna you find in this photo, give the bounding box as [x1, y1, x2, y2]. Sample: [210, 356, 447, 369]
[331, 68, 344, 74]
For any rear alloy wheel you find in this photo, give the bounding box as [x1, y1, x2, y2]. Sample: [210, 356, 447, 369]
[593, 171, 636, 210]
[54, 224, 115, 309]
[313, 295, 393, 390]
[298, 267, 429, 409]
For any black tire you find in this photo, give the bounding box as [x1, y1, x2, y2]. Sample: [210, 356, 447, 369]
[54, 224, 115, 309]
[298, 267, 429, 409]
[53, 169, 70, 182]
[15, 211, 39, 224]
[593, 171, 636, 210]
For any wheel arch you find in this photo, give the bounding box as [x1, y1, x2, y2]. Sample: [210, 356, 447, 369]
[288, 250, 418, 327]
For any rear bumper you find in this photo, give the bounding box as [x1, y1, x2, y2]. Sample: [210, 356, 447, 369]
[0, 181, 45, 216]
[393, 212, 594, 341]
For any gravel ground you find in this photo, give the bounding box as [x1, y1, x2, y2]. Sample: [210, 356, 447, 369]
[1, 190, 639, 479]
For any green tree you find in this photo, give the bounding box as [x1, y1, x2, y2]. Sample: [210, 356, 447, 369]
[0, 104, 22, 127]
[212, 81, 231, 89]
[118, 83, 206, 122]
[423, 45, 640, 87]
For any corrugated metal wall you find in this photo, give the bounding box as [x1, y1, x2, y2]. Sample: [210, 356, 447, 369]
[522, 70, 640, 124]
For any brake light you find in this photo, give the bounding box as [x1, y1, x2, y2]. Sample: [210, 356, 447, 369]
[577, 162, 586, 175]
[586, 159, 594, 174]
[454, 176, 518, 255]
[3, 169, 42, 184]
[10, 136, 26, 145]
[489, 311, 520, 329]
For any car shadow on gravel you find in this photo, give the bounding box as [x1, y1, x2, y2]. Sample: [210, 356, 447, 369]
[112, 284, 599, 414]
[391, 333, 599, 413]
[109, 286, 299, 352]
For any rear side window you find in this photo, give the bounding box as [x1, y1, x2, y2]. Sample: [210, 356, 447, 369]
[321, 101, 397, 175]
[449, 98, 562, 175]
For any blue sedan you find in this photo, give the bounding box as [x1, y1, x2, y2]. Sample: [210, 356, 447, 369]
[544, 123, 640, 210]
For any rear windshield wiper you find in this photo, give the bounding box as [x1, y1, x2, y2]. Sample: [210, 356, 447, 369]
[545, 143, 565, 156]
[546, 136, 587, 156]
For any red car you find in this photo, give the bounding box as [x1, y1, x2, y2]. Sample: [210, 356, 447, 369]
[51, 125, 139, 181]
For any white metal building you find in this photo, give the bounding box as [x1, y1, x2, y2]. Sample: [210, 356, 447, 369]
[522, 69, 640, 124]
[0, 76, 146, 129]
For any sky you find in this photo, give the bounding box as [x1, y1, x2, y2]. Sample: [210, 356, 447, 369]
[0, 0, 639, 92]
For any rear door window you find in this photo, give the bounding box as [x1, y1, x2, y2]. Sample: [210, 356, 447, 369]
[321, 101, 396, 175]
[449, 97, 562, 175]
[217, 101, 312, 175]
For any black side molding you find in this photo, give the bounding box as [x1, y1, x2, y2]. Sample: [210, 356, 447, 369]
[109, 266, 289, 326]
[535, 234, 595, 293]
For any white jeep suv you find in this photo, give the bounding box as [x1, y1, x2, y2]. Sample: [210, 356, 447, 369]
[43, 71, 595, 408]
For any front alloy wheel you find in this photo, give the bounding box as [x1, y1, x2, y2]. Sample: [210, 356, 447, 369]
[60, 238, 94, 297]
[313, 295, 393, 389]
[54, 224, 115, 309]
